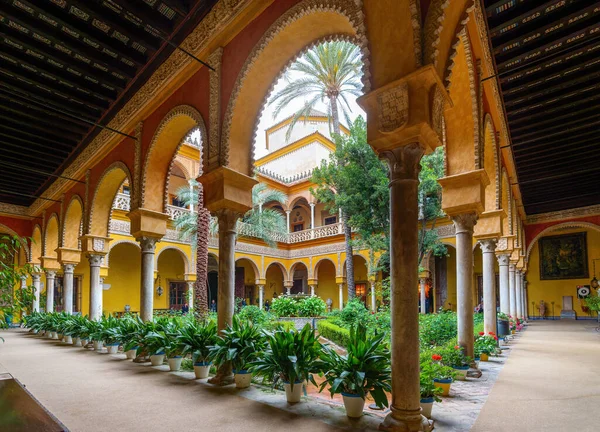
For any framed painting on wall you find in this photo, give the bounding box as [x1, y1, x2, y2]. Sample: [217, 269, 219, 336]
[539, 232, 588, 280]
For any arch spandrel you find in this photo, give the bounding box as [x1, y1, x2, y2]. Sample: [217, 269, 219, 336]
[44, 214, 60, 259]
[482, 114, 499, 212]
[62, 195, 84, 250]
[89, 162, 132, 238]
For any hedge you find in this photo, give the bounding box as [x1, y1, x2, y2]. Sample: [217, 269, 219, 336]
[317, 320, 350, 347]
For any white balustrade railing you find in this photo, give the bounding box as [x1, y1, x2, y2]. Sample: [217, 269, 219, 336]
[111, 195, 343, 244]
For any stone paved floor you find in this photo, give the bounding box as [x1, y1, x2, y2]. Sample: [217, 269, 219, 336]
[0, 328, 518, 431]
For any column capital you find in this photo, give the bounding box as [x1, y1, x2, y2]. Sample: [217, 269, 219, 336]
[216, 208, 240, 233]
[87, 253, 103, 267]
[63, 263, 75, 273]
[283, 281, 294, 289]
[509, 263, 516, 272]
[137, 236, 159, 253]
[478, 238, 497, 253]
[451, 213, 478, 234]
[31, 273, 41, 282]
[45, 270, 57, 278]
[380, 142, 425, 183]
[496, 253, 511, 266]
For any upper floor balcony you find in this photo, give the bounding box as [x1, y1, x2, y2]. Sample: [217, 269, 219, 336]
[111, 193, 343, 244]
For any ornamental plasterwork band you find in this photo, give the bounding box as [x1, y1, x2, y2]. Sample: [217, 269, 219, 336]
[92, 238, 105, 252]
[26, 0, 252, 216]
[526, 204, 600, 225]
[377, 81, 408, 133]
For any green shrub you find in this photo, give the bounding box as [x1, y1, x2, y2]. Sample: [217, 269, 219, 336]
[271, 296, 299, 317]
[317, 320, 350, 347]
[298, 296, 326, 317]
[237, 305, 269, 325]
[339, 298, 369, 327]
[419, 310, 457, 348]
[263, 320, 295, 332]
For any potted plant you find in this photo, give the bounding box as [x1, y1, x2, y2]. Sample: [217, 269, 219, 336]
[316, 323, 391, 418]
[420, 360, 443, 419]
[251, 323, 321, 403]
[441, 344, 471, 381]
[475, 332, 498, 362]
[119, 315, 144, 359]
[88, 320, 104, 351]
[178, 320, 217, 379]
[429, 354, 456, 397]
[99, 316, 121, 354]
[209, 316, 265, 388]
[144, 330, 168, 366]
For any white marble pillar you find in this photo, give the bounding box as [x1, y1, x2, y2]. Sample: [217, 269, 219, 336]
[515, 270, 523, 319]
[258, 285, 264, 310]
[497, 254, 510, 315]
[286, 210, 291, 233]
[88, 254, 103, 320]
[138, 237, 159, 322]
[285, 282, 292, 295]
[310, 203, 315, 229]
[453, 213, 478, 359]
[209, 208, 239, 386]
[338, 283, 344, 310]
[32, 273, 41, 312]
[63, 263, 75, 314]
[370, 280, 376, 312]
[509, 263, 517, 317]
[45, 271, 56, 313]
[310, 284, 315, 296]
[187, 281, 194, 311]
[379, 143, 430, 432]
[480, 239, 498, 335]
[419, 277, 427, 314]
[522, 281, 528, 320]
[20, 276, 27, 289]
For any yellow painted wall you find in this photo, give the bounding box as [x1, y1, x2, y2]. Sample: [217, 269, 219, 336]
[265, 264, 285, 302]
[156, 249, 187, 310]
[316, 259, 339, 308]
[443, 247, 457, 311]
[526, 228, 600, 319]
[104, 243, 141, 315]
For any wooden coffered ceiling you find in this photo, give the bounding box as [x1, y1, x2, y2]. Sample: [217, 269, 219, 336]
[484, 0, 600, 215]
[0, 0, 217, 207]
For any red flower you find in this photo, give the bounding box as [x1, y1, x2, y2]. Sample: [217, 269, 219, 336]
[478, 331, 484, 336]
[431, 354, 442, 361]
[454, 345, 460, 350]
[493, 336, 498, 341]
[488, 332, 496, 335]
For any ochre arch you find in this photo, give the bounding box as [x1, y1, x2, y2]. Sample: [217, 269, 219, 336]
[0, 223, 29, 266]
[106, 239, 140, 268]
[264, 261, 288, 280]
[90, 162, 132, 237]
[141, 105, 206, 213]
[63, 195, 84, 249]
[222, 0, 370, 176]
[44, 214, 60, 258]
[235, 257, 260, 282]
[482, 114, 499, 211]
[157, 246, 191, 274]
[526, 222, 600, 262]
[501, 169, 510, 236]
[444, 31, 478, 176]
[289, 261, 309, 279]
[172, 159, 193, 181]
[314, 257, 337, 278]
[30, 225, 42, 264]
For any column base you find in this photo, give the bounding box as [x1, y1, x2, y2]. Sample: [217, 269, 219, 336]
[208, 365, 234, 386]
[380, 408, 433, 432]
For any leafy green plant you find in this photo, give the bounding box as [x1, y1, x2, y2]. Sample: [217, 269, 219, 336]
[420, 361, 443, 402]
[316, 322, 391, 408]
[178, 319, 217, 364]
[297, 296, 326, 317]
[271, 296, 299, 317]
[237, 305, 269, 325]
[585, 296, 600, 312]
[474, 332, 498, 356]
[339, 298, 369, 327]
[438, 342, 471, 368]
[419, 311, 457, 348]
[317, 319, 350, 347]
[209, 315, 265, 372]
[250, 324, 321, 390]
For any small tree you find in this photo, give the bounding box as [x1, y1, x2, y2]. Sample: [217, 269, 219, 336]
[0, 235, 36, 326]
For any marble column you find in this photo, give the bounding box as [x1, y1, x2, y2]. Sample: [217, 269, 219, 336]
[32, 273, 41, 312]
[338, 283, 344, 310]
[310, 284, 315, 296]
[379, 143, 430, 432]
[515, 270, 523, 320]
[284, 281, 292, 295]
[286, 210, 291, 233]
[209, 208, 239, 386]
[187, 281, 194, 311]
[497, 254, 511, 315]
[419, 277, 427, 314]
[370, 280, 376, 312]
[258, 285, 264, 310]
[453, 213, 478, 359]
[480, 239, 498, 335]
[88, 254, 103, 320]
[20, 276, 27, 289]
[138, 236, 159, 322]
[310, 202, 315, 229]
[509, 263, 517, 317]
[63, 263, 75, 314]
[45, 271, 56, 313]
[522, 280, 528, 320]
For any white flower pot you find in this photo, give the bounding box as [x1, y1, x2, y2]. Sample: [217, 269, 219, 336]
[80, 339, 88, 347]
[73, 337, 80, 346]
[52, 332, 59, 340]
[234, 372, 252, 389]
[193, 363, 211, 379]
[342, 394, 365, 418]
[150, 354, 165, 366]
[284, 382, 303, 403]
[453, 366, 469, 381]
[64, 336, 73, 344]
[46, 332, 53, 339]
[57, 334, 63, 340]
[168, 357, 183, 371]
[420, 398, 434, 419]
[106, 344, 119, 354]
[125, 349, 138, 359]
[93, 341, 104, 351]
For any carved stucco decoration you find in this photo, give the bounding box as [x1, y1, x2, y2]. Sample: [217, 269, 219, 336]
[141, 105, 207, 211]
[526, 204, 600, 225]
[92, 238, 105, 252]
[423, 0, 450, 66]
[431, 86, 445, 143]
[496, 237, 508, 251]
[221, 0, 371, 175]
[483, 113, 501, 210]
[131, 122, 143, 211]
[208, 47, 223, 172]
[409, 0, 423, 67]
[377, 81, 409, 133]
[526, 222, 600, 262]
[27, 0, 250, 215]
[435, 223, 455, 238]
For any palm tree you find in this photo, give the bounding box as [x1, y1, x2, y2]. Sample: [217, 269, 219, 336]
[268, 40, 362, 299]
[173, 182, 288, 313]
